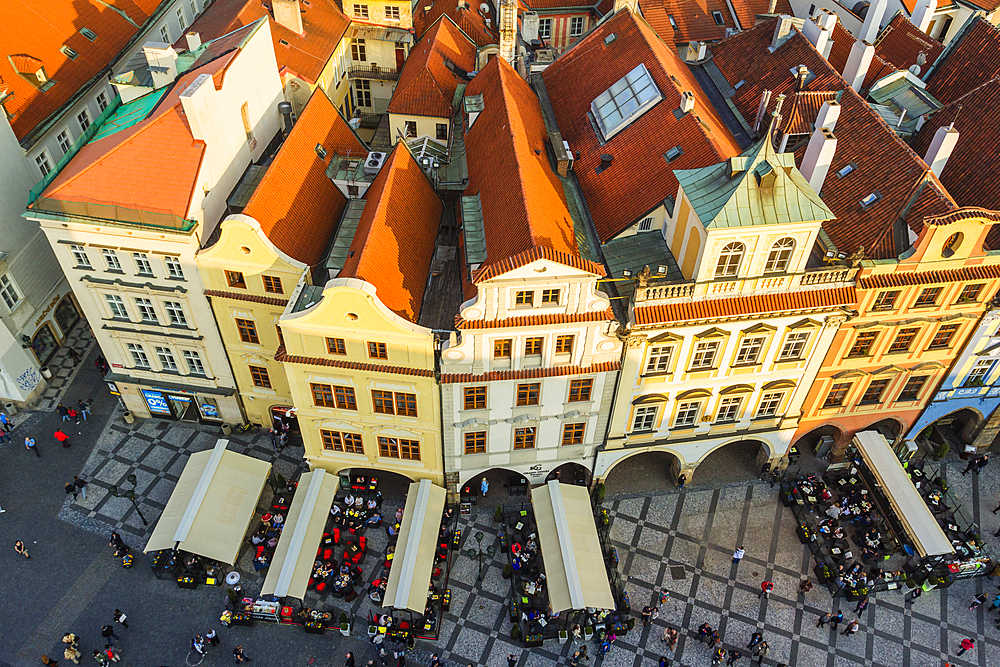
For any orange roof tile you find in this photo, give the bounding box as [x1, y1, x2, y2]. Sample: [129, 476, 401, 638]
[638, 0, 733, 44]
[634, 286, 856, 325]
[276, 346, 435, 376]
[641, 4, 676, 45]
[828, 19, 898, 94]
[524, 0, 598, 8]
[861, 263, 1000, 288]
[926, 17, 1000, 105]
[456, 307, 615, 328]
[387, 17, 477, 118]
[729, 0, 792, 28]
[542, 10, 740, 243]
[874, 13, 944, 78]
[463, 57, 585, 274]
[339, 144, 443, 323]
[779, 91, 837, 134]
[414, 0, 499, 47]
[1, 0, 161, 143]
[204, 289, 290, 306]
[473, 247, 606, 282]
[242, 88, 364, 266]
[179, 0, 350, 84]
[440, 360, 621, 383]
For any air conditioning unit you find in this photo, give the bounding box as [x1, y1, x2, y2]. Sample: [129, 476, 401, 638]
[363, 151, 387, 175]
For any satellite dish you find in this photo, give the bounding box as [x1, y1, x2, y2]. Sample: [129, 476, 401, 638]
[480, 2, 490, 12]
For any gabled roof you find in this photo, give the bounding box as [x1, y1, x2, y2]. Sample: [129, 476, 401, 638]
[728, 0, 793, 29]
[828, 19, 898, 95]
[1, 0, 162, 143]
[339, 144, 443, 323]
[387, 17, 477, 118]
[779, 90, 837, 134]
[541, 9, 741, 243]
[874, 12, 944, 78]
[523, 0, 599, 8]
[674, 137, 834, 228]
[638, 0, 733, 44]
[242, 89, 364, 266]
[925, 17, 1000, 105]
[413, 0, 499, 47]
[463, 57, 593, 279]
[178, 0, 350, 84]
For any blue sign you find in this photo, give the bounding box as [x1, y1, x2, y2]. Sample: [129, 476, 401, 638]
[141, 390, 171, 415]
[201, 404, 219, 417]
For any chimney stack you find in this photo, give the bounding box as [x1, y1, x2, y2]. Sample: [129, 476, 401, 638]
[802, 19, 831, 58]
[753, 89, 772, 132]
[795, 65, 810, 91]
[860, 0, 887, 43]
[911, 0, 937, 33]
[771, 17, 795, 49]
[143, 42, 179, 89]
[815, 100, 841, 132]
[273, 0, 304, 35]
[680, 91, 696, 114]
[923, 125, 959, 177]
[800, 127, 837, 192]
[844, 40, 875, 92]
[186, 32, 202, 51]
[521, 12, 539, 42]
[767, 0, 778, 12]
[499, 0, 516, 64]
[278, 101, 294, 136]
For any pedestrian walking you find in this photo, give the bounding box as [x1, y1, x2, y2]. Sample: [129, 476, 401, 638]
[662, 626, 678, 649]
[977, 453, 991, 473]
[727, 650, 742, 665]
[0, 411, 12, 431]
[67, 348, 81, 366]
[855, 598, 868, 616]
[712, 647, 726, 665]
[92, 650, 108, 666]
[77, 400, 91, 421]
[112, 609, 128, 629]
[733, 546, 745, 564]
[760, 463, 771, 482]
[747, 632, 763, 649]
[709, 629, 720, 647]
[659, 589, 670, 605]
[830, 612, 844, 630]
[65, 483, 77, 501]
[429, 653, 441, 667]
[54, 430, 70, 448]
[397, 653, 406, 667]
[658, 658, 670, 667]
[759, 581, 773, 599]
[753, 641, 769, 664]
[970, 593, 987, 610]
[641, 606, 654, 625]
[798, 579, 813, 595]
[74, 477, 88, 501]
[676, 474, 686, 491]
[988, 593, 1000, 610]
[233, 645, 252, 663]
[57, 403, 70, 421]
[25, 436, 39, 457]
[346, 652, 356, 667]
[841, 620, 860, 636]
[63, 646, 81, 664]
[698, 623, 711, 642]
[957, 638, 974, 655]
[962, 457, 979, 475]
[100, 625, 118, 645]
[0, 426, 11, 444]
[269, 429, 279, 452]
[14, 540, 29, 558]
[68, 408, 80, 426]
[206, 629, 219, 646]
[109, 532, 125, 551]
[507, 654, 517, 667]
[102, 646, 120, 663]
[62, 634, 78, 649]
[817, 612, 832, 627]
[481, 477, 489, 497]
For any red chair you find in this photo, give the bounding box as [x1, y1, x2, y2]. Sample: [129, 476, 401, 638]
[359, 536, 366, 552]
[256, 545, 266, 559]
[399, 621, 410, 630]
[316, 582, 327, 593]
[307, 577, 316, 590]
[432, 567, 442, 578]
[333, 528, 341, 544]
[323, 548, 333, 561]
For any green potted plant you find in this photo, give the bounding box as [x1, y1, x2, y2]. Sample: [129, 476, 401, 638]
[594, 482, 606, 504]
[502, 563, 513, 579]
[583, 626, 594, 640]
[494, 505, 504, 523]
[626, 617, 636, 631]
[559, 629, 569, 643]
[339, 611, 350, 636]
[932, 442, 950, 460]
[511, 624, 522, 641]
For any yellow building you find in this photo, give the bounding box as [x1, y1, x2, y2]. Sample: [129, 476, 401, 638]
[277, 143, 445, 482]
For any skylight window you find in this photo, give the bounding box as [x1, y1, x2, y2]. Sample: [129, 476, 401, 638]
[80, 28, 97, 41]
[860, 191, 882, 208]
[591, 63, 662, 141]
[712, 11, 725, 25]
[668, 14, 677, 29]
[665, 146, 683, 162]
[836, 162, 856, 178]
[60, 46, 78, 60]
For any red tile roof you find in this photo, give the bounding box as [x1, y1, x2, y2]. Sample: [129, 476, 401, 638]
[638, 0, 733, 44]
[413, 0, 499, 47]
[828, 20, 898, 94]
[1, 0, 161, 142]
[276, 346, 435, 376]
[728, 0, 792, 29]
[339, 144, 443, 323]
[634, 286, 856, 325]
[542, 9, 741, 243]
[179, 0, 351, 84]
[523, 0, 598, 8]
[204, 289, 290, 306]
[473, 246, 606, 282]
[440, 360, 621, 383]
[926, 17, 1000, 105]
[873, 12, 943, 78]
[456, 307, 615, 328]
[242, 88, 363, 266]
[387, 17, 477, 118]
[860, 263, 1000, 288]
[779, 91, 837, 134]
[463, 57, 586, 276]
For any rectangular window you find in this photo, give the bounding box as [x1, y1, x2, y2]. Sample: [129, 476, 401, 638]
[176, 5, 186, 30]
[957, 284, 984, 303]
[555, 335, 574, 354]
[966, 359, 993, 387]
[57, 130, 71, 154]
[690, 340, 720, 369]
[96, 91, 108, 111]
[541, 288, 560, 304]
[164, 301, 186, 325]
[464, 431, 486, 454]
[106, 294, 127, 318]
[915, 286, 942, 307]
[133, 252, 153, 275]
[372, 389, 395, 414]
[516, 383, 540, 406]
[712, 10, 725, 24]
[367, 341, 388, 359]
[395, 392, 417, 416]
[674, 401, 701, 427]
[898, 376, 927, 401]
[848, 330, 879, 357]
[351, 39, 367, 62]
[385, 5, 400, 19]
[823, 382, 852, 408]
[404, 121, 417, 138]
[127, 343, 150, 368]
[568, 378, 593, 402]
[562, 422, 586, 445]
[155, 346, 177, 371]
[262, 275, 283, 294]
[226, 270, 246, 288]
[524, 337, 543, 356]
[165, 256, 184, 279]
[436, 123, 448, 140]
[236, 318, 259, 344]
[860, 379, 890, 405]
[135, 297, 157, 323]
[632, 405, 657, 431]
[312, 383, 335, 407]
[35, 151, 53, 176]
[322, 430, 365, 453]
[70, 244, 90, 268]
[77, 109, 90, 131]
[515, 290, 533, 306]
[888, 327, 919, 353]
[735, 335, 766, 365]
[327, 338, 347, 355]
[378, 436, 420, 460]
[334, 386, 357, 410]
[538, 18, 551, 39]
[184, 350, 205, 375]
[0, 274, 20, 309]
[929, 323, 960, 349]
[645, 345, 673, 373]
[570, 16, 585, 35]
[716, 396, 742, 423]
[494, 339, 512, 358]
[871, 290, 899, 311]
[514, 427, 536, 450]
[102, 249, 121, 271]
[463, 386, 486, 410]
[778, 331, 810, 360]
[354, 3, 369, 18]
[756, 391, 785, 418]
[160, 24, 170, 42]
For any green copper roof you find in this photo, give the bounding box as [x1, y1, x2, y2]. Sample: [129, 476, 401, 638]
[674, 137, 834, 229]
[88, 88, 168, 143]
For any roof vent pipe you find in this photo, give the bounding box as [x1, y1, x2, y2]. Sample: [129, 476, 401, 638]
[278, 101, 294, 136]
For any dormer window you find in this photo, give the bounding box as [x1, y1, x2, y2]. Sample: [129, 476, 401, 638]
[715, 242, 745, 278]
[591, 63, 662, 141]
[764, 237, 795, 273]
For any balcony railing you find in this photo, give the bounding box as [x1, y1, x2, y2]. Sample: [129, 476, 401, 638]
[348, 65, 399, 81]
[633, 266, 857, 304]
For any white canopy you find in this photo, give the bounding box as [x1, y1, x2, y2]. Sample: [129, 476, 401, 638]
[144, 439, 271, 564]
[531, 480, 615, 613]
[854, 430, 954, 558]
[262, 469, 339, 599]
[383, 479, 446, 613]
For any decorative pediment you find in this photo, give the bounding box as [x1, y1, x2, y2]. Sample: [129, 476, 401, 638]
[649, 331, 683, 343]
[632, 393, 668, 405]
[742, 323, 776, 334]
[787, 318, 820, 330]
[871, 364, 906, 375]
[719, 384, 755, 395]
[694, 327, 729, 339]
[762, 379, 796, 390]
[832, 369, 867, 379]
[911, 361, 946, 370]
[676, 388, 712, 399]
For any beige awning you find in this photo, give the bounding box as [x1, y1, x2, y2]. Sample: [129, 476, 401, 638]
[532, 480, 615, 613]
[854, 430, 954, 558]
[262, 469, 339, 599]
[383, 479, 446, 613]
[144, 439, 271, 564]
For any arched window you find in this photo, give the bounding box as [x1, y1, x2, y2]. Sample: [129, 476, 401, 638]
[764, 237, 795, 273]
[715, 242, 745, 278]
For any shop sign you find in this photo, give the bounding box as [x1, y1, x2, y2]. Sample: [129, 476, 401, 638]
[141, 390, 172, 415]
[112, 364, 123, 368]
[201, 403, 220, 417]
[169, 395, 192, 403]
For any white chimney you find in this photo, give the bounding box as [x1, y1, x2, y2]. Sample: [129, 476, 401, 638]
[771, 17, 795, 49]
[802, 20, 831, 57]
[923, 125, 959, 177]
[860, 0, 887, 43]
[522, 11, 539, 43]
[816, 9, 837, 33]
[697, 42, 707, 60]
[911, 0, 937, 33]
[143, 42, 178, 89]
[179, 72, 216, 143]
[499, 0, 516, 63]
[680, 91, 696, 114]
[844, 40, 875, 92]
[273, 0, 304, 35]
[186, 32, 202, 51]
[815, 100, 840, 132]
[800, 127, 837, 192]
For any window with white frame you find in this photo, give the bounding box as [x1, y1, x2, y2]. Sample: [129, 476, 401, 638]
[70, 245, 91, 268]
[127, 343, 150, 368]
[538, 18, 552, 39]
[715, 242, 744, 278]
[966, 359, 994, 387]
[712, 10, 725, 25]
[638, 216, 654, 231]
[156, 346, 178, 371]
[354, 3, 369, 18]
[189, 0, 197, 17]
[35, 151, 53, 176]
[755, 391, 785, 418]
[77, 109, 90, 131]
[160, 24, 170, 42]
[164, 301, 186, 325]
[184, 350, 206, 375]
[57, 130, 72, 154]
[632, 405, 658, 431]
[570, 16, 585, 36]
[176, 6, 186, 31]
[764, 237, 795, 273]
[385, 4, 400, 19]
[97, 91, 108, 111]
[135, 297, 157, 323]
[105, 294, 127, 318]
[645, 345, 674, 374]
[690, 340, 720, 369]
[734, 335, 766, 365]
[132, 252, 153, 275]
[0, 274, 21, 309]
[716, 396, 742, 423]
[674, 401, 701, 427]
[164, 256, 184, 279]
[778, 331, 810, 360]
[591, 64, 661, 141]
[102, 249, 121, 271]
